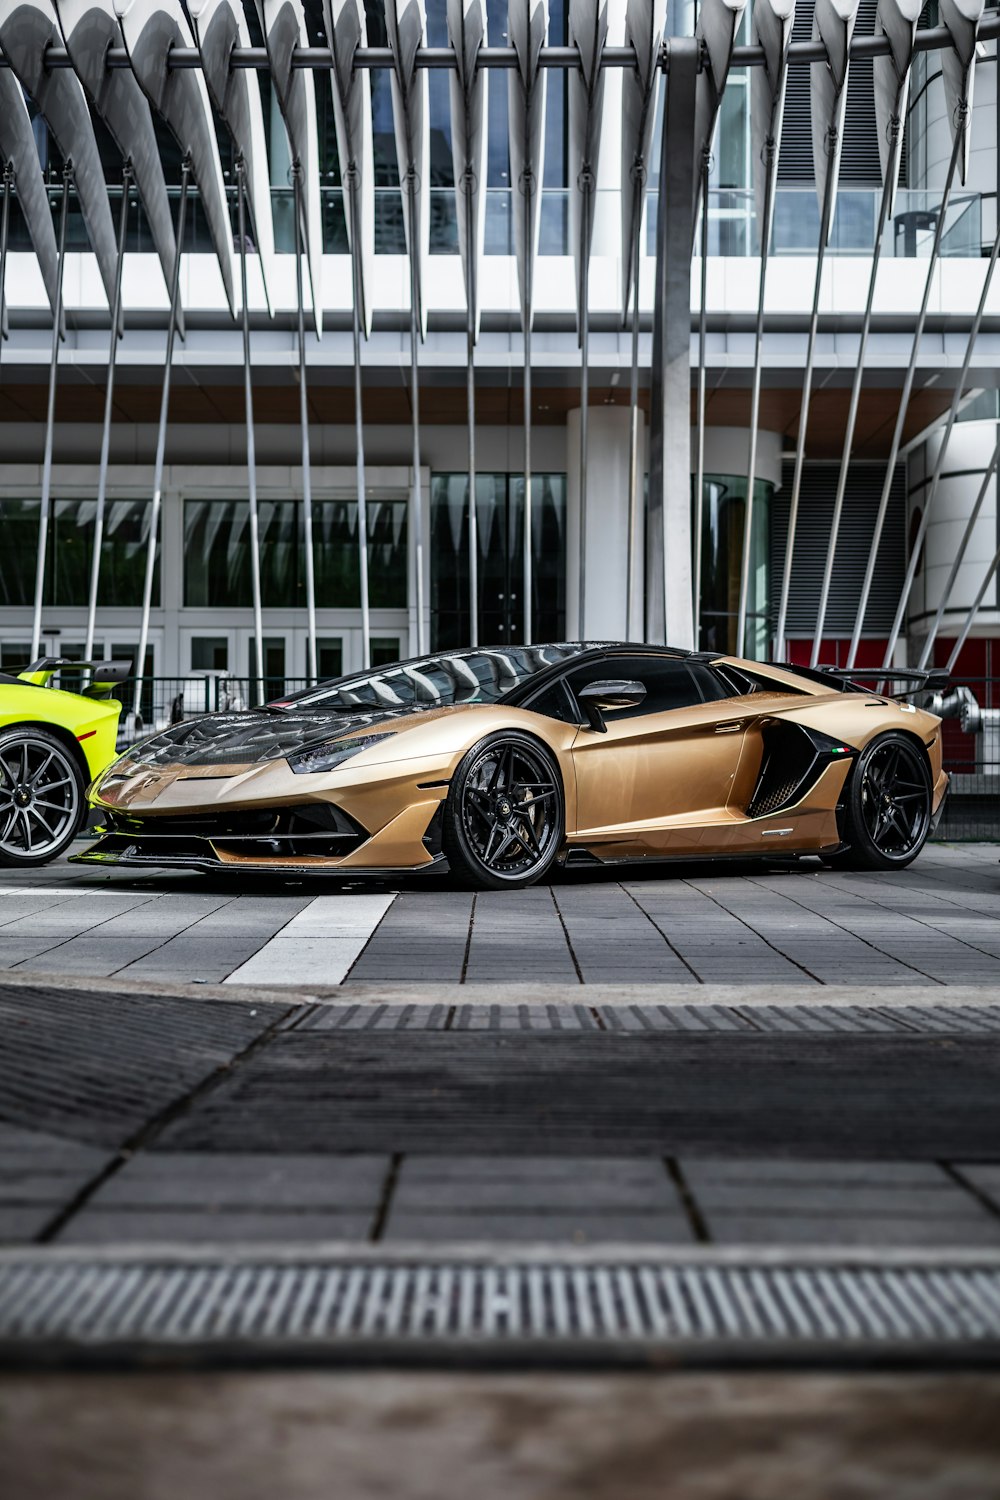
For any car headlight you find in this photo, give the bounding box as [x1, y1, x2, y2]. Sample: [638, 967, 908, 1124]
[287, 731, 395, 775]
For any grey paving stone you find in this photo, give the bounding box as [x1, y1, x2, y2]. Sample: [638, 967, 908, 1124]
[704, 1214, 1000, 1247]
[94, 1152, 389, 1208]
[58, 1210, 375, 1244]
[381, 1211, 696, 1244]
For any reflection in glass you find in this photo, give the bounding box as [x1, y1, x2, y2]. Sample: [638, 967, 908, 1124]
[695, 474, 772, 660]
[183, 499, 407, 610]
[0, 498, 157, 608]
[431, 473, 567, 650]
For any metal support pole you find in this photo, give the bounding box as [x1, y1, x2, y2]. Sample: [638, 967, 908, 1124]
[578, 168, 593, 638]
[349, 166, 371, 671]
[625, 163, 643, 640]
[293, 163, 318, 682]
[810, 134, 898, 667]
[883, 157, 997, 670]
[238, 157, 265, 704]
[736, 137, 776, 660]
[692, 156, 709, 648]
[847, 122, 964, 668]
[406, 167, 426, 656]
[84, 162, 131, 671]
[133, 158, 190, 729]
[30, 162, 71, 663]
[464, 166, 478, 647]
[648, 37, 698, 648]
[773, 135, 838, 662]
[0, 162, 12, 365]
[522, 164, 534, 647]
[918, 437, 1000, 667]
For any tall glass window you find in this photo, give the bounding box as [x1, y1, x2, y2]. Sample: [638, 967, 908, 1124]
[183, 498, 408, 609]
[431, 473, 566, 649]
[0, 498, 157, 607]
[694, 475, 772, 660]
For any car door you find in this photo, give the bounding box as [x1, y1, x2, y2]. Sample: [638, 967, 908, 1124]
[565, 654, 759, 854]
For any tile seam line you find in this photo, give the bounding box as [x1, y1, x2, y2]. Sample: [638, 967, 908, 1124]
[735, 875, 943, 985]
[680, 878, 822, 985]
[32, 1000, 303, 1246]
[548, 886, 584, 985]
[618, 884, 702, 983]
[782, 873, 1000, 963]
[342, 893, 399, 984]
[8, 890, 171, 976]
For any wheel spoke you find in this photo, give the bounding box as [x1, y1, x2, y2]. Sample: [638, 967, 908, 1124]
[28, 750, 55, 787]
[33, 796, 73, 814]
[0, 807, 18, 842]
[516, 817, 541, 858]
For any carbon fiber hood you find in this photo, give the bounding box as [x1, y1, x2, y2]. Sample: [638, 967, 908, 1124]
[113, 706, 437, 774]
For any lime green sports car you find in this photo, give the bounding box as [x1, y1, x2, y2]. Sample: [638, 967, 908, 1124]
[0, 658, 131, 868]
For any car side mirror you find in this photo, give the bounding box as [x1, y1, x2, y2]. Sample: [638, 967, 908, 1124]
[576, 679, 647, 733]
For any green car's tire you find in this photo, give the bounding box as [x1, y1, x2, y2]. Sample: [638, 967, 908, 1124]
[0, 727, 86, 868]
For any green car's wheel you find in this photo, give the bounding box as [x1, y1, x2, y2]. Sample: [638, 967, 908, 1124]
[443, 731, 564, 890]
[0, 727, 85, 868]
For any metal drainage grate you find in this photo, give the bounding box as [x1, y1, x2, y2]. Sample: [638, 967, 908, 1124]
[2, 1258, 1000, 1366]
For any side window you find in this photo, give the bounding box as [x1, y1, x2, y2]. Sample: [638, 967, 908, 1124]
[689, 664, 733, 703]
[565, 656, 705, 720]
[523, 678, 578, 724]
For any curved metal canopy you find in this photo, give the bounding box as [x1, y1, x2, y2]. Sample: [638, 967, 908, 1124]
[811, 0, 860, 221]
[750, 0, 794, 257]
[872, 0, 921, 215]
[940, 0, 984, 184]
[568, 0, 607, 336]
[325, 0, 375, 337]
[385, 0, 430, 339]
[255, 0, 323, 335]
[53, 0, 179, 322]
[114, 0, 236, 316]
[187, 0, 276, 314]
[692, 0, 747, 225]
[0, 0, 121, 315]
[620, 0, 664, 321]
[0, 69, 60, 320]
[507, 0, 548, 335]
[447, 0, 487, 340]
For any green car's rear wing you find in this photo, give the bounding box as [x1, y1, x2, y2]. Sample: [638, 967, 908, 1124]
[12, 658, 133, 698]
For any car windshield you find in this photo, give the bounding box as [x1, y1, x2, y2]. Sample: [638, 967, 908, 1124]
[273, 644, 592, 713]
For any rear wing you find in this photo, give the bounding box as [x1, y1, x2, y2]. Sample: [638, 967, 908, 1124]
[771, 663, 950, 699]
[15, 658, 133, 699]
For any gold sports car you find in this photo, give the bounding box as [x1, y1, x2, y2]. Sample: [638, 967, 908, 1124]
[77, 644, 949, 891]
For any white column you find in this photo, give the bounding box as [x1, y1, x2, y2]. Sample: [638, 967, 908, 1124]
[908, 417, 1000, 641]
[566, 405, 643, 639]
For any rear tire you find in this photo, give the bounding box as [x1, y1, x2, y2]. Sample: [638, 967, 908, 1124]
[442, 731, 564, 891]
[826, 731, 932, 871]
[0, 727, 86, 868]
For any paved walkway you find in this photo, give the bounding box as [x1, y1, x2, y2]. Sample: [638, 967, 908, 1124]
[3, 974, 1000, 1252]
[1, 841, 999, 987]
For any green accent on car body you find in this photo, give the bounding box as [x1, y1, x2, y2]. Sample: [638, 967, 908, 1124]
[0, 676, 122, 783]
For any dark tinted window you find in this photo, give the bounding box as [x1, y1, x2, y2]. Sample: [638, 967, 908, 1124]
[523, 678, 578, 724]
[689, 664, 733, 702]
[564, 656, 704, 720]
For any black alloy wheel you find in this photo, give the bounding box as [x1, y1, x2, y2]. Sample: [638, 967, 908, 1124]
[443, 731, 564, 890]
[0, 728, 85, 868]
[829, 731, 933, 871]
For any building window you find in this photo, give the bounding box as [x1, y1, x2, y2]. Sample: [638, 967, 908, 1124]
[0, 498, 157, 607]
[431, 473, 566, 650]
[191, 637, 229, 671]
[183, 498, 408, 610]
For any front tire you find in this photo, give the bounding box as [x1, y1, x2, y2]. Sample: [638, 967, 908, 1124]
[0, 728, 86, 868]
[442, 731, 564, 891]
[828, 731, 932, 871]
